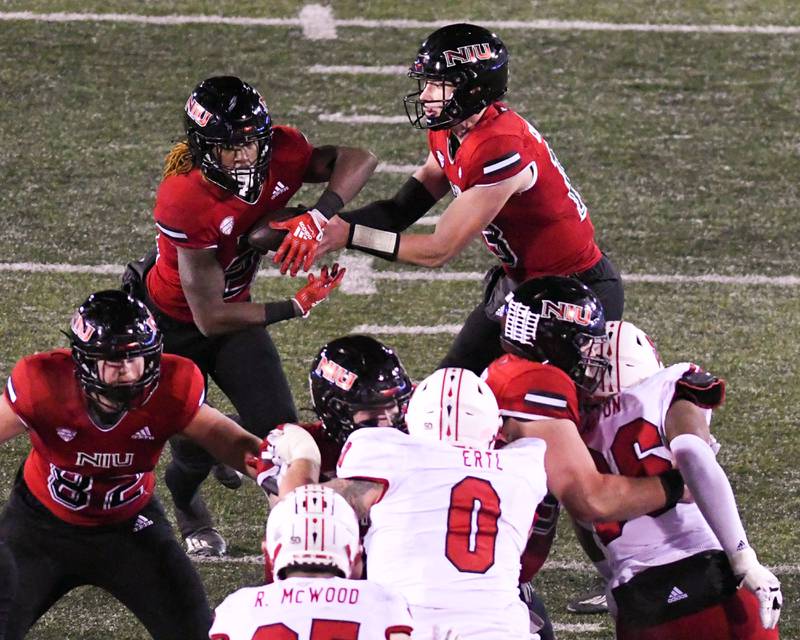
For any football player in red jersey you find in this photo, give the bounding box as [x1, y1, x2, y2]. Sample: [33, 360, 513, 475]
[0, 290, 265, 640]
[135, 75, 373, 556]
[483, 276, 688, 639]
[258, 335, 414, 497]
[580, 321, 781, 639]
[315, 23, 623, 376]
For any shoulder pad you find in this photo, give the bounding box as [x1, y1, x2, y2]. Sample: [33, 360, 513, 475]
[672, 367, 725, 409]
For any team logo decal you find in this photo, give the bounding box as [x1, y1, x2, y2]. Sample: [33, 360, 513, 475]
[443, 43, 492, 67]
[540, 300, 593, 326]
[219, 216, 235, 236]
[185, 95, 212, 127]
[70, 312, 95, 342]
[315, 355, 358, 391]
[57, 428, 77, 442]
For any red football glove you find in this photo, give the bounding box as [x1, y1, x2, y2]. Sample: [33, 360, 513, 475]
[270, 208, 328, 276]
[293, 263, 346, 317]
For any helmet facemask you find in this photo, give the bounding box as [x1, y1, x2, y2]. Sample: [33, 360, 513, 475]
[68, 291, 163, 418]
[404, 73, 468, 130]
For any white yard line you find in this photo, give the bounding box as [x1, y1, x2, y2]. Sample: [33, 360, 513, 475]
[351, 324, 463, 334]
[1, 11, 798, 35]
[190, 554, 800, 575]
[309, 64, 409, 74]
[0, 262, 797, 289]
[376, 162, 420, 174]
[319, 113, 408, 124]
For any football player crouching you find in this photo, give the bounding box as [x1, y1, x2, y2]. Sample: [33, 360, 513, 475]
[267, 367, 547, 640]
[258, 334, 414, 497]
[579, 320, 782, 640]
[210, 484, 412, 640]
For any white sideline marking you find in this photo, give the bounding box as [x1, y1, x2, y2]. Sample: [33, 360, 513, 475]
[309, 64, 408, 75]
[319, 113, 408, 124]
[352, 324, 463, 335]
[376, 162, 419, 174]
[298, 4, 336, 40]
[1, 12, 798, 35]
[1, 262, 796, 289]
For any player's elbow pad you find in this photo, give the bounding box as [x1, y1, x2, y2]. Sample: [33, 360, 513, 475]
[340, 177, 436, 231]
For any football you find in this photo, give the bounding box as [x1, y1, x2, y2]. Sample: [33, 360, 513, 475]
[246, 206, 306, 253]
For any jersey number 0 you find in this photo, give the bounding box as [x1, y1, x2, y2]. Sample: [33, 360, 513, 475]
[445, 476, 501, 574]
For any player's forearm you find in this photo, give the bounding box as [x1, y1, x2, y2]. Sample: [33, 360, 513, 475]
[201, 430, 262, 477]
[396, 233, 455, 267]
[671, 433, 749, 554]
[278, 459, 320, 497]
[340, 177, 438, 231]
[568, 472, 678, 523]
[190, 300, 298, 337]
[325, 147, 379, 204]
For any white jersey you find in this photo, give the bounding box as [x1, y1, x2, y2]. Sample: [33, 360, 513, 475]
[209, 576, 412, 640]
[336, 428, 547, 640]
[581, 363, 724, 590]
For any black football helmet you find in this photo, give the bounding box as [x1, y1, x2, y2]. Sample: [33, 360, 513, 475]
[404, 23, 508, 130]
[185, 75, 272, 204]
[69, 290, 163, 411]
[309, 335, 413, 445]
[500, 276, 609, 395]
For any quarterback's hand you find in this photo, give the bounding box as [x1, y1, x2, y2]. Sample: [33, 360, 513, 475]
[730, 548, 782, 629]
[317, 215, 350, 258]
[271, 208, 328, 276]
[292, 263, 346, 317]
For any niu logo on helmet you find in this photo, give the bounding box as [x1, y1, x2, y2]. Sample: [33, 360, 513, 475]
[443, 43, 492, 67]
[185, 95, 212, 127]
[540, 300, 593, 326]
[315, 356, 358, 391]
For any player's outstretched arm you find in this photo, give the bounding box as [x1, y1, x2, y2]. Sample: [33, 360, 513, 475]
[666, 400, 782, 629]
[507, 417, 683, 523]
[182, 404, 262, 477]
[0, 397, 27, 445]
[255, 424, 323, 497]
[271, 145, 378, 276]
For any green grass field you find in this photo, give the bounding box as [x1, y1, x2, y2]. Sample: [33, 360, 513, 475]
[0, 2, 798, 638]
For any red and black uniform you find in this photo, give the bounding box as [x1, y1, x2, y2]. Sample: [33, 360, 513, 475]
[434, 104, 622, 373]
[485, 353, 582, 640]
[144, 126, 312, 510]
[0, 351, 213, 640]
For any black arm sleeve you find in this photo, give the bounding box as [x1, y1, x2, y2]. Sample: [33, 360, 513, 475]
[339, 176, 438, 232]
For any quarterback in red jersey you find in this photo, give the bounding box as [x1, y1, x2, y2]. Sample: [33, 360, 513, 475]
[317, 24, 623, 375]
[0, 290, 263, 640]
[132, 75, 373, 557]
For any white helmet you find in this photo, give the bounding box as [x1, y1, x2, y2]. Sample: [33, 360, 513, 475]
[596, 320, 663, 397]
[405, 367, 502, 448]
[265, 485, 360, 580]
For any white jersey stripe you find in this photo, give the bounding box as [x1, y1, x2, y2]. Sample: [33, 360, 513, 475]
[524, 392, 568, 408]
[6, 377, 16, 403]
[483, 152, 521, 175]
[499, 409, 553, 421]
[155, 222, 189, 240]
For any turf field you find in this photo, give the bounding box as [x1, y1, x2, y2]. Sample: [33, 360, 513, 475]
[0, 2, 798, 638]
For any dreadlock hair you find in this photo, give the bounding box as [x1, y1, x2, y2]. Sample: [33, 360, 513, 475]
[162, 141, 195, 178]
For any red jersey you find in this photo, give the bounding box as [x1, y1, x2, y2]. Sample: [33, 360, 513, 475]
[427, 104, 601, 282]
[4, 350, 205, 526]
[484, 353, 580, 580]
[147, 125, 314, 322]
